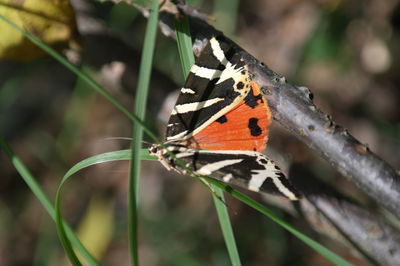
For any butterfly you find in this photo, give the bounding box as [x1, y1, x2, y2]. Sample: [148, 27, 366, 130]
[150, 35, 300, 200]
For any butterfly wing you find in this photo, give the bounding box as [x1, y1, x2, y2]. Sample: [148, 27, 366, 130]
[166, 36, 252, 142]
[159, 145, 300, 200]
[189, 81, 271, 152]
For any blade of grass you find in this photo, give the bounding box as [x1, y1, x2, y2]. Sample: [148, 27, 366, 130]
[175, 16, 194, 77]
[129, 0, 160, 265]
[55, 149, 150, 265]
[56, 65, 96, 159]
[0, 13, 157, 265]
[203, 177, 354, 266]
[0, 14, 159, 145]
[212, 189, 242, 266]
[174, 15, 242, 266]
[50, 146, 352, 266]
[173, 11, 350, 266]
[0, 8, 352, 266]
[0, 138, 99, 266]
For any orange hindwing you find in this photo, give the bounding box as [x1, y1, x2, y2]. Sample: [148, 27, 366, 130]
[188, 81, 271, 152]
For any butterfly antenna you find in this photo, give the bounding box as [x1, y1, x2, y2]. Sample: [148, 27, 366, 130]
[100, 137, 155, 148]
[101, 136, 133, 142]
[141, 140, 154, 148]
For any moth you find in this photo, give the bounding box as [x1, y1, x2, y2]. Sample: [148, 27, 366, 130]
[150, 36, 300, 200]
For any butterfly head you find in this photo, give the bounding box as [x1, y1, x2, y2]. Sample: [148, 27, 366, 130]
[149, 144, 174, 171]
[148, 144, 161, 156]
[149, 143, 192, 172]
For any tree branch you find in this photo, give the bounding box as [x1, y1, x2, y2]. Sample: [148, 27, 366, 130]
[290, 164, 400, 265]
[151, 6, 400, 219]
[248, 61, 400, 218]
[130, 4, 400, 264]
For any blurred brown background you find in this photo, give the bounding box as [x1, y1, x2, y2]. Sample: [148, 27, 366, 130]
[0, 0, 399, 265]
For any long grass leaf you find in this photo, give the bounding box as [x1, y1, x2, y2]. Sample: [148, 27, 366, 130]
[0, 14, 159, 145]
[0, 9, 352, 266]
[175, 16, 195, 77]
[129, 1, 160, 265]
[212, 190, 242, 266]
[174, 15, 242, 266]
[203, 177, 353, 266]
[0, 138, 99, 266]
[52, 146, 352, 266]
[55, 149, 150, 265]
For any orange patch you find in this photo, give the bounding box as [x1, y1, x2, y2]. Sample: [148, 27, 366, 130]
[188, 81, 271, 152]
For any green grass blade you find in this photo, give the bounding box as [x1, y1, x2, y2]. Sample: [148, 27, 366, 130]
[0, 7, 353, 266]
[65, 149, 152, 178]
[174, 15, 243, 266]
[56, 65, 96, 158]
[53, 148, 150, 266]
[203, 177, 354, 266]
[0, 138, 99, 266]
[175, 16, 195, 77]
[0, 14, 159, 145]
[212, 190, 242, 266]
[53, 146, 351, 266]
[129, 1, 160, 265]
[173, 10, 350, 265]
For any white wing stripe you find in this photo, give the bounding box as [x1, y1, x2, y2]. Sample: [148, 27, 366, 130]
[171, 98, 224, 115]
[196, 159, 243, 175]
[269, 176, 298, 200]
[165, 130, 188, 141]
[210, 37, 226, 63]
[217, 63, 242, 84]
[223, 173, 233, 182]
[181, 88, 196, 94]
[190, 65, 222, 80]
[248, 170, 267, 192]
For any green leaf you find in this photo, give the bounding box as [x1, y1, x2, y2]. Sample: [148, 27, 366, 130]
[129, 0, 160, 265]
[174, 14, 243, 266]
[0, 138, 99, 266]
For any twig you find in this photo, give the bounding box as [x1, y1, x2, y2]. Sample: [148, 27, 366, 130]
[130, 3, 400, 265]
[146, 5, 400, 220]
[290, 164, 400, 265]
[248, 61, 400, 219]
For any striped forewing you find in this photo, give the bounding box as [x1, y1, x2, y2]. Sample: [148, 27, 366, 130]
[166, 36, 251, 142]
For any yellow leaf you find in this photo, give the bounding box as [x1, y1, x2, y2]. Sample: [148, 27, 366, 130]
[0, 0, 80, 61]
[76, 195, 114, 261]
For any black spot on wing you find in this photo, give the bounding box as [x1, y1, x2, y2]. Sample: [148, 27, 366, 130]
[248, 118, 262, 136]
[236, 81, 244, 90]
[244, 86, 264, 108]
[259, 158, 269, 164]
[216, 115, 228, 124]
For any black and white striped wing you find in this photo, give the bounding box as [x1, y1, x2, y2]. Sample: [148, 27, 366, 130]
[154, 145, 300, 200]
[166, 36, 252, 142]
